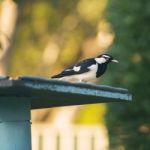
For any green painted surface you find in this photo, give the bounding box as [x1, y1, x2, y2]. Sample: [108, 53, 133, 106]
[0, 76, 132, 109]
[0, 97, 30, 122]
[0, 98, 31, 150]
[0, 122, 31, 150]
[0, 76, 132, 150]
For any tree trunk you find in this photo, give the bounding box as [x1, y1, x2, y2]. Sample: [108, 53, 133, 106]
[0, 0, 18, 75]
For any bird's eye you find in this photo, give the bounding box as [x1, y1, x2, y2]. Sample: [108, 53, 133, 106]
[104, 57, 109, 60]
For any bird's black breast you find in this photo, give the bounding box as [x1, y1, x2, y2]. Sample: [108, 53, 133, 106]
[96, 64, 107, 78]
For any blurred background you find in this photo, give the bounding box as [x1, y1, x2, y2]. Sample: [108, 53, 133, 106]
[0, 0, 150, 149]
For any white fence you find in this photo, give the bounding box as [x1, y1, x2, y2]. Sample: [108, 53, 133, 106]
[32, 124, 108, 150]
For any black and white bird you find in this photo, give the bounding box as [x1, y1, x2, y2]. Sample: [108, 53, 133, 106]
[51, 54, 118, 82]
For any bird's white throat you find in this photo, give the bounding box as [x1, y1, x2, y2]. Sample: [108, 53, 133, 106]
[95, 57, 106, 64]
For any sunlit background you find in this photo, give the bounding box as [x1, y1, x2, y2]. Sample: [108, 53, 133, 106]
[0, 0, 150, 149]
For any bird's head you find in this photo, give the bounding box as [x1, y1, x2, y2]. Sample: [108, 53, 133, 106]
[95, 54, 119, 64]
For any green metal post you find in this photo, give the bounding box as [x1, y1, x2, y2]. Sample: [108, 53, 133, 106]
[0, 97, 31, 150]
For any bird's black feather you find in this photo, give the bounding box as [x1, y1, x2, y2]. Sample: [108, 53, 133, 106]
[51, 58, 96, 78]
[51, 54, 118, 81]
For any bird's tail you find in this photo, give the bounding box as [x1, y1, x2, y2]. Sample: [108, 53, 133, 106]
[51, 74, 62, 79]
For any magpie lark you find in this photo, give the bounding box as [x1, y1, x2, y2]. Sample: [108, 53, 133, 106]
[51, 54, 118, 82]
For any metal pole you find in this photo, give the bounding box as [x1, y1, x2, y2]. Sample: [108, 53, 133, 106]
[0, 97, 31, 150]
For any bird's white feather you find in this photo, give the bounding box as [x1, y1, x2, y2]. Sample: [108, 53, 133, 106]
[73, 66, 81, 72]
[102, 55, 110, 58]
[59, 64, 98, 82]
[95, 57, 106, 64]
[52, 54, 117, 83]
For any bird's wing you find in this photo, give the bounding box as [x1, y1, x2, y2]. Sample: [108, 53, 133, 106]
[51, 58, 96, 78]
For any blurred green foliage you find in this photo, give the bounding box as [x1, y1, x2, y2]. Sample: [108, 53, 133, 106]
[10, 0, 108, 77]
[9, 0, 108, 125]
[104, 0, 150, 149]
[7, 0, 150, 148]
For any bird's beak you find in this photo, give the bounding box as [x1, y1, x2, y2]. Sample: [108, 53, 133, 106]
[111, 59, 119, 63]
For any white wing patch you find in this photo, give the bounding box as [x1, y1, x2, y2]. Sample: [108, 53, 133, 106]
[58, 64, 98, 82]
[73, 66, 81, 72]
[95, 57, 106, 64]
[65, 69, 72, 71]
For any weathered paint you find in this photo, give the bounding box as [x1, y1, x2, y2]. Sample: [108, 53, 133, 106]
[0, 76, 132, 109]
[0, 76, 132, 150]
